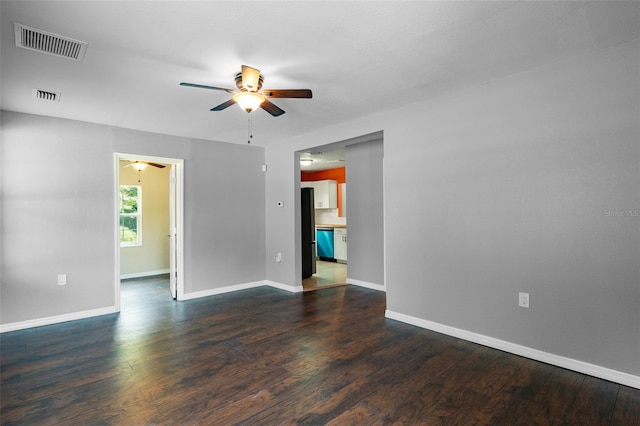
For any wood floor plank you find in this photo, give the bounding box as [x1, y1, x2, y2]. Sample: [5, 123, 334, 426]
[564, 375, 618, 424]
[472, 356, 553, 424]
[2, 278, 639, 425]
[613, 384, 640, 425]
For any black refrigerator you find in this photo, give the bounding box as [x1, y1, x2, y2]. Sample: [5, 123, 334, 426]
[301, 187, 316, 278]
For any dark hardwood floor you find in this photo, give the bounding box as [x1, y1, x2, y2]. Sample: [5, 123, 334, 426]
[2, 275, 639, 425]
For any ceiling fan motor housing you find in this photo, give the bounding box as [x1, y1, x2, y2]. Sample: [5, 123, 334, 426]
[235, 71, 263, 92]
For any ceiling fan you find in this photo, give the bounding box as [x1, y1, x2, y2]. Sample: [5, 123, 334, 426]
[123, 161, 166, 170]
[180, 65, 312, 116]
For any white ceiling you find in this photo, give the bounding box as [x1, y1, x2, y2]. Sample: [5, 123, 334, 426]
[1, 1, 638, 146]
[300, 148, 345, 172]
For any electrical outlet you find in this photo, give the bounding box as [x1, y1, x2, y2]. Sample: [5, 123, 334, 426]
[519, 292, 529, 308]
[276, 252, 282, 263]
[58, 274, 67, 286]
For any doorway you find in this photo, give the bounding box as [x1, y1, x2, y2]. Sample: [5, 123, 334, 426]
[302, 260, 347, 290]
[297, 131, 385, 293]
[114, 153, 184, 311]
[300, 151, 348, 291]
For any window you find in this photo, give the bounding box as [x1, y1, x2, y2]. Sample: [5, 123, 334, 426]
[119, 185, 142, 247]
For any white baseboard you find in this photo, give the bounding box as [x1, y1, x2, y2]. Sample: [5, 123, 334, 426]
[179, 280, 266, 301]
[265, 280, 303, 293]
[179, 281, 303, 301]
[0, 306, 118, 333]
[120, 269, 170, 279]
[385, 310, 640, 390]
[1, 281, 302, 331]
[347, 278, 386, 292]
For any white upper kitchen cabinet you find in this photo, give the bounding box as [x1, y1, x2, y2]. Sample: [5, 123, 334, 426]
[302, 180, 337, 209]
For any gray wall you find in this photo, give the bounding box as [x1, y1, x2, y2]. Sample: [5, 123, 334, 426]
[187, 140, 266, 292]
[383, 40, 639, 376]
[1, 111, 265, 325]
[264, 39, 639, 376]
[345, 140, 384, 285]
[264, 144, 298, 287]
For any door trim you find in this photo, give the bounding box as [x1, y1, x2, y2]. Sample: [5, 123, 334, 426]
[114, 153, 185, 310]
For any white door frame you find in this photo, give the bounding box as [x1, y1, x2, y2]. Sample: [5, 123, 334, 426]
[168, 164, 178, 299]
[114, 153, 185, 310]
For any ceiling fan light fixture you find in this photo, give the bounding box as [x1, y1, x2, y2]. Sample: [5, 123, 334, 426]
[233, 92, 265, 113]
[131, 162, 148, 171]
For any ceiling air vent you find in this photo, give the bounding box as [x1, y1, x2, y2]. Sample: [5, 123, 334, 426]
[32, 88, 60, 102]
[14, 23, 87, 62]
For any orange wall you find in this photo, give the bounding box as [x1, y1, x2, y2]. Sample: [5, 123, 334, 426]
[301, 167, 345, 216]
[301, 167, 345, 184]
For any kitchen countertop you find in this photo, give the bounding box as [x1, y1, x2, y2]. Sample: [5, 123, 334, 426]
[316, 224, 347, 228]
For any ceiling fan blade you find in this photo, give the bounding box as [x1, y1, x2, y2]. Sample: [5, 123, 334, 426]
[262, 89, 312, 99]
[260, 99, 285, 117]
[124, 161, 166, 169]
[210, 98, 237, 111]
[146, 162, 166, 168]
[241, 65, 261, 91]
[180, 82, 234, 93]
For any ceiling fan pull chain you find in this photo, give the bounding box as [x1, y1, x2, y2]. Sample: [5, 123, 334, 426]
[247, 113, 253, 144]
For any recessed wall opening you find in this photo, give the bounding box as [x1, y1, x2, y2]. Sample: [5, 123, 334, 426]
[114, 153, 185, 311]
[297, 131, 385, 293]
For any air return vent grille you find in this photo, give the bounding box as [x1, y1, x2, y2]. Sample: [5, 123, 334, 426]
[15, 23, 87, 62]
[32, 88, 60, 102]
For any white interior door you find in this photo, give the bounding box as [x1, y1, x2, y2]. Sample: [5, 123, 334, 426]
[169, 164, 177, 299]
